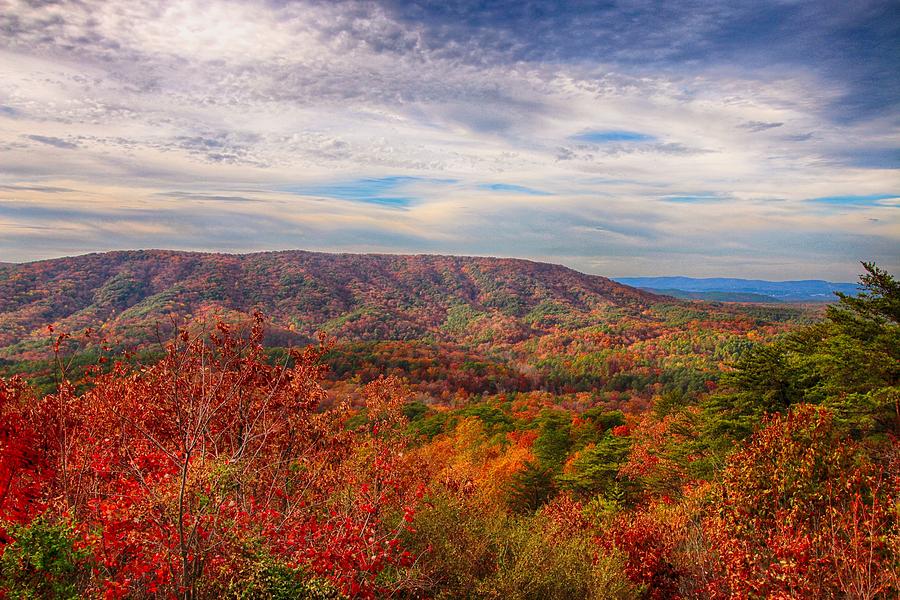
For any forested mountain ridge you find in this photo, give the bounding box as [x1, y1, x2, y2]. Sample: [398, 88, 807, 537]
[1, 249, 661, 357]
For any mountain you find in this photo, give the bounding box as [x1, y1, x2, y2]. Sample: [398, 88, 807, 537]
[638, 288, 783, 303]
[613, 276, 859, 303]
[0, 250, 661, 358]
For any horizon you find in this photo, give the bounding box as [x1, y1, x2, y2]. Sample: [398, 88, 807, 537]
[1, 0, 898, 279]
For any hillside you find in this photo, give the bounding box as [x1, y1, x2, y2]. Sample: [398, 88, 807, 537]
[1, 250, 811, 409]
[0, 250, 659, 358]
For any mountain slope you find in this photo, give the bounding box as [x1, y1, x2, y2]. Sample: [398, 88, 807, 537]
[0, 250, 661, 357]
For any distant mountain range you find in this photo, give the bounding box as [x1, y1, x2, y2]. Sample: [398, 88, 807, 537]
[613, 276, 859, 303]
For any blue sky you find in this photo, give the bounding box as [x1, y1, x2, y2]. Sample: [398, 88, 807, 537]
[0, 0, 897, 279]
[573, 131, 656, 143]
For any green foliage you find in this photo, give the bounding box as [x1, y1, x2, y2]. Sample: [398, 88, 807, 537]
[321, 307, 371, 334]
[652, 388, 691, 418]
[407, 410, 452, 440]
[557, 434, 632, 498]
[532, 409, 572, 469]
[0, 518, 91, 599]
[657, 365, 713, 398]
[118, 287, 182, 319]
[506, 461, 556, 513]
[402, 400, 429, 421]
[702, 343, 802, 442]
[404, 402, 517, 441]
[93, 272, 147, 309]
[476, 519, 638, 600]
[523, 301, 569, 325]
[403, 493, 504, 596]
[0, 347, 163, 396]
[405, 494, 638, 600]
[651, 303, 719, 326]
[483, 291, 525, 316]
[581, 485, 627, 526]
[460, 404, 516, 436]
[704, 263, 899, 442]
[829, 262, 899, 326]
[581, 408, 625, 432]
[443, 304, 485, 334]
[344, 408, 370, 430]
[229, 556, 343, 599]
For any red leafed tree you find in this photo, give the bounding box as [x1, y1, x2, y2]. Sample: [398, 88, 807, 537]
[703, 404, 898, 599]
[619, 408, 701, 502]
[2, 314, 422, 599]
[603, 509, 683, 599]
[0, 377, 53, 539]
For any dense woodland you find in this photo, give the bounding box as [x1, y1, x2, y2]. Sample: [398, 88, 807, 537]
[0, 257, 897, 598]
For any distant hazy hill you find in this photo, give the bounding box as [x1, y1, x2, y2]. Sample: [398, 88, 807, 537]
[614, 276, 858, 303]
[637, 288, 783, 303]
[0, 250, 661, 358]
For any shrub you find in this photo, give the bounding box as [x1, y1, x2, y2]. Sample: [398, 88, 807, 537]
[0, 518, 91, 599]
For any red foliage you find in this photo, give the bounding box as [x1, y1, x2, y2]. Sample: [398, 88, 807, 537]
[0, 377, 53, 541]
[610, 424, 630, 437]
[0, 315, 423, 598]
[702, 405, 897, 599]
[619, 408, 701, 499]
[604, 509, 682, 599]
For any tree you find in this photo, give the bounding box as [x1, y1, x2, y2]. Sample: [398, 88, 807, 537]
[703, 405, 897, 599]
[507, 461, 556, 514]
[830, 262, 900, 327]
[0, 315, 423, 599]
[557, 433, 632, 499]
[0, 377, 50, 539]
[704, 263, 899, 441]
[532, 410, 572, 470]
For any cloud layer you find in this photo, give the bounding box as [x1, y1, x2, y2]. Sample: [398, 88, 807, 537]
[0, 0, 897, 279]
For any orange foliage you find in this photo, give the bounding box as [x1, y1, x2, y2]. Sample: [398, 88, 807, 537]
[412, 418, 532, 509]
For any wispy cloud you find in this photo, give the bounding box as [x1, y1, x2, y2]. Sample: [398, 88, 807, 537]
[741, 121, 784, 132]
[284, 177, 457, 208]
[0, 184, 77, 194]
[661, 193, 733, 204]
[155, 191, 263, 203]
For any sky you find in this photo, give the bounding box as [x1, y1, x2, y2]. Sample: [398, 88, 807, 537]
[0, 0, 898, 280]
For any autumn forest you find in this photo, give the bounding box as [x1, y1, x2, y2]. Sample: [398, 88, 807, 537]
[0, 252, 896, 598]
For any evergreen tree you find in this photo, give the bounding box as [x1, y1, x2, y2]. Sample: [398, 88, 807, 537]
[506, 461, 556, 513]
[703, 262, 899, 443]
